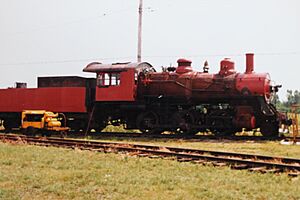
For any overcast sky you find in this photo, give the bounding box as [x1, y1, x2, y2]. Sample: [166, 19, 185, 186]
[0, 0, 299, 100]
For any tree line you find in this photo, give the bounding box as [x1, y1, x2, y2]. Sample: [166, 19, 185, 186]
[271, 90, 300, 112]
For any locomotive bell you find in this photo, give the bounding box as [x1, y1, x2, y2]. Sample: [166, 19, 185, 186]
[176, 58, 193, 74]
[203, 60, 209, 73]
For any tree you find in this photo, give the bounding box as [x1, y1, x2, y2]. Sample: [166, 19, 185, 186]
[285, 90, 300, 106]
[270, 93, 280, 106]
[271, 90, 300, 112]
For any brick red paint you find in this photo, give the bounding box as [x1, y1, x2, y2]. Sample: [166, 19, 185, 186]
[245, 53, 254, 73]
[140, 54, 272, 102]
[219, 58, 235, 76]
[236, 73, 271, 99]
[0, 87, 87, 113]
[96, 69, 136, 101]
[176, 58, 193, 74]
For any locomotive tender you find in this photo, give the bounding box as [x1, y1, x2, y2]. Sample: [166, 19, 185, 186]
[0, 53, 281, 136]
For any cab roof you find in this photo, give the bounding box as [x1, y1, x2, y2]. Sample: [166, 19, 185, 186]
[83, 62, 155, 73]
[23, 110, 47, 114]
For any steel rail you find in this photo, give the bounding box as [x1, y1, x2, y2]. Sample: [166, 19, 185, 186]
[1, 134, 300, 174]
[72, 132, 284, 141]
[36, 136, 300, 165]
[1, 130, 293, 141]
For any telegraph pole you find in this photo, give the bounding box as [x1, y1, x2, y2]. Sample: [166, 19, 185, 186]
[137, 0, 143, 62]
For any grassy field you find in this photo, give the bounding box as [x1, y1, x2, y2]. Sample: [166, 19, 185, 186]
[0, 142, 300, 200]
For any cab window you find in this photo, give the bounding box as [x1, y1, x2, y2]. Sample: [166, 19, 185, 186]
[24, 114, 44, 122]
[97, 73, 120, 87]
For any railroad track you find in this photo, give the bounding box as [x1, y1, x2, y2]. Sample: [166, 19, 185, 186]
[1, 130, 294, 142]
[66, 131, 288, 142]
[1, 133, 300, 176]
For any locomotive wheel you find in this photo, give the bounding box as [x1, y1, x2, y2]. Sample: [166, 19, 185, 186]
[260, 122, 279, 137]
[136, 111, 160, 134]
[210, 119, 224, 136]
[171, 111, 197, 135]
[213, 129, 236, 136]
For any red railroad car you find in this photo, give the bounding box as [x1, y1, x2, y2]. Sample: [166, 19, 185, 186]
[0, 76, 95, 131]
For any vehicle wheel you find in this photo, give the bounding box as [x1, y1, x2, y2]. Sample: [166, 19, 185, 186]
[210, 119, 226, 136]
[26, 126, 38, 136]
[60, 131, 67, 138]
[41, 130, 52, 137]
[260, 122, 279, 137]
[214, 129, 236, 136]
[185, 129, 199, 135]
[212, 129, 226, 136]
[171, 111, 196, 135]
[136, 111, 160, 134]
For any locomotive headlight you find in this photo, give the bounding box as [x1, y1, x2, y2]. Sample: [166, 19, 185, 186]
[270, 85, 282, 93]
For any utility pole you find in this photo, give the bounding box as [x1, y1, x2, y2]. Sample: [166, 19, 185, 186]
[137, 0, 143, 62]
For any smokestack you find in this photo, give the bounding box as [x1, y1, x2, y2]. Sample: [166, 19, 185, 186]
[245, 53, 254, 73]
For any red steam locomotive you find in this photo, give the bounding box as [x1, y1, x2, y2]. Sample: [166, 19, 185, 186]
[0, 53, 282, 136]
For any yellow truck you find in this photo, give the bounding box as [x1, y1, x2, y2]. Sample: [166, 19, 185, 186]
[21, 110, 70, 136]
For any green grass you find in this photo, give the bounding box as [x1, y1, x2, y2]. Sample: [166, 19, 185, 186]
[0, 142, 300, 200]
[101, 125, 141, 133]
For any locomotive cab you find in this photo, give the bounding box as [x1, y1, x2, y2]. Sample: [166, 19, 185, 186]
[83, 62, 154, 102]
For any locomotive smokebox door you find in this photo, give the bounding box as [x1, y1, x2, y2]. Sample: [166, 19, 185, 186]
[83, 62, 154, 101]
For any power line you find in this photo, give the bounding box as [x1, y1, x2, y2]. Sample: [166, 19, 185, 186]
[0, 7, 135, 37]
[0, 52, 298, 66]
[0, 56, 135, 66]
[0, 5, 157, 37]
[143, 52, 299, 59]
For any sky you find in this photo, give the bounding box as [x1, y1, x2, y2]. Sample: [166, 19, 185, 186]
[0, 0, 299, 100]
